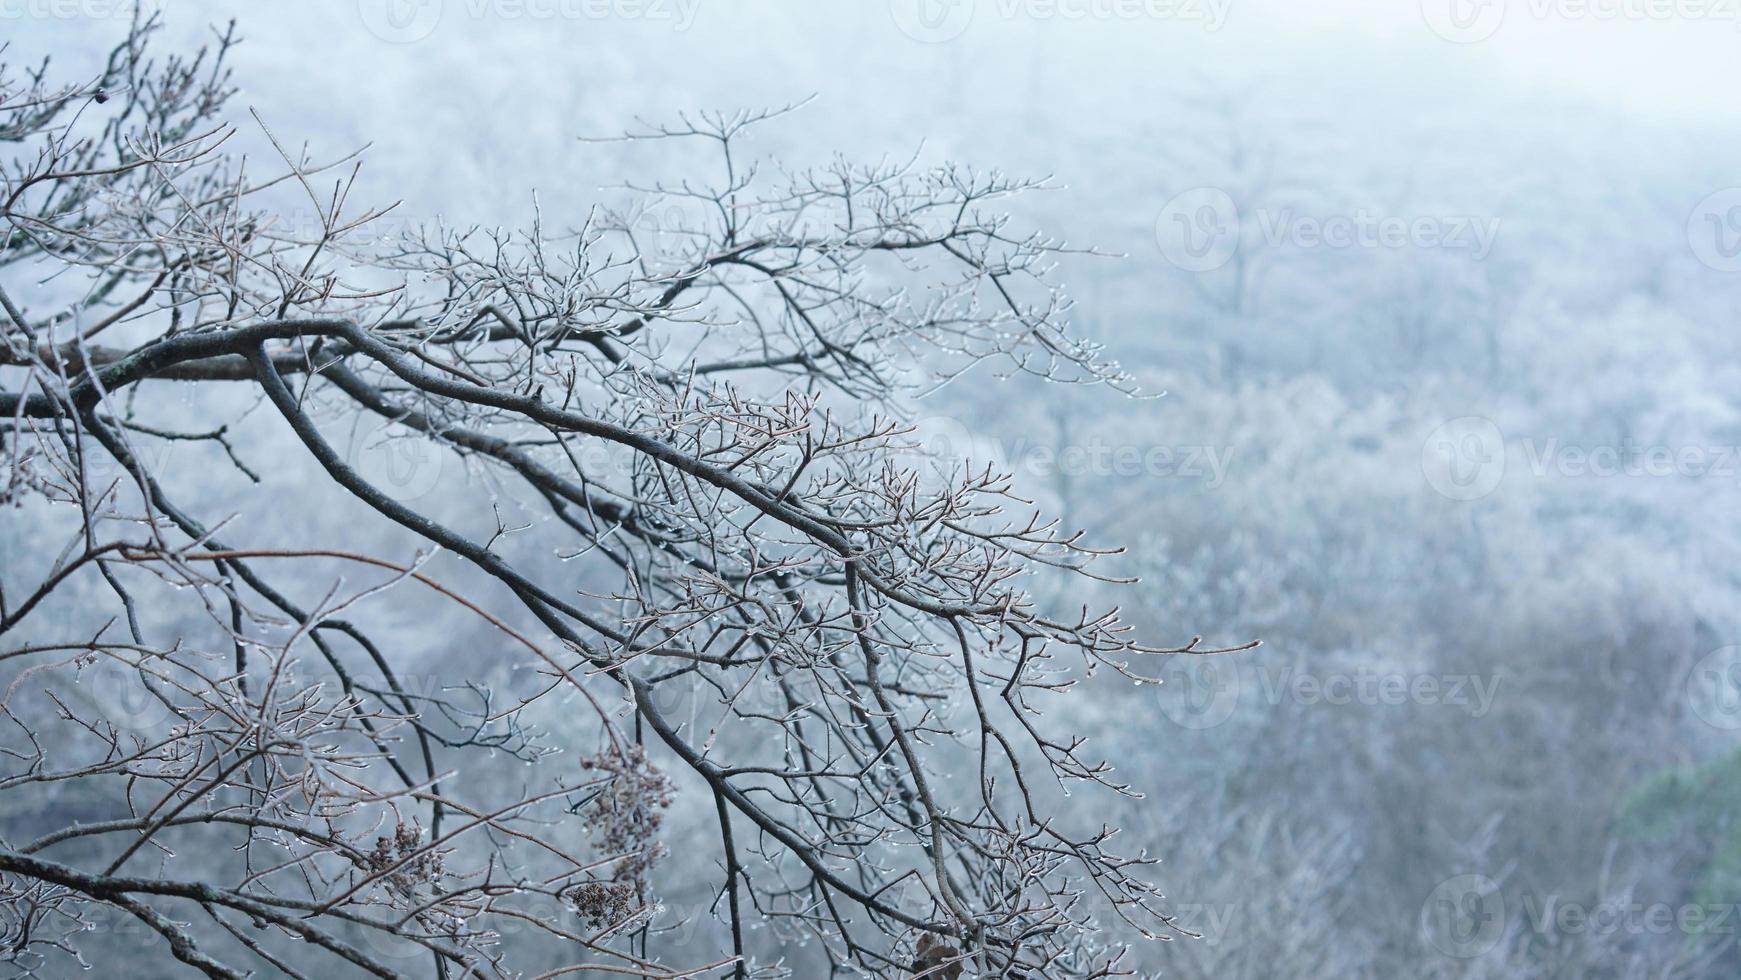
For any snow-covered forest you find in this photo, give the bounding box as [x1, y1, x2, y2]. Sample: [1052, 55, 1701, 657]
[3, 3, 1739, 977]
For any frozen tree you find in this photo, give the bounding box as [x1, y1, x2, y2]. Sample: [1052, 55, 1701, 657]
[0, 17, 1249, 979]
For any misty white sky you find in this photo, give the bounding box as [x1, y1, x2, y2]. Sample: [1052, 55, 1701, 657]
[16, 1, 1739, 227]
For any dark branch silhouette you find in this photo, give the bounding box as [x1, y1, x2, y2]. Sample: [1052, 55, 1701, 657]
[0, 16, 1249, 978]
